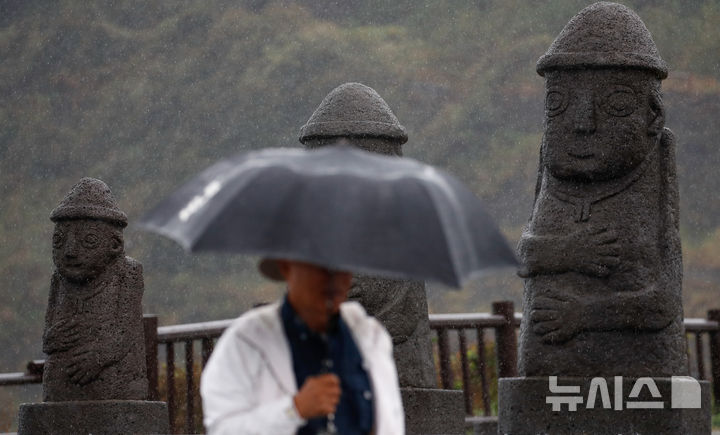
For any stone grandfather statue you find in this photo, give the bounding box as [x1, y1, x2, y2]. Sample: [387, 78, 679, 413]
[299, 83, 465, 434]
[299, 83, 436, 389]
[516, 1, 686, 377]
[43, 177, 147, 401]
[499, 3, 710, 433]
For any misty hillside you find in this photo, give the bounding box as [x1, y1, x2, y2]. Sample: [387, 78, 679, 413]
[1, 0, 719, 378]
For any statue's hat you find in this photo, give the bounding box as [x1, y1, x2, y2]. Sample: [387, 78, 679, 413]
[50, 177, 128, 227]
[537, 2, 667, 79]
[299, 82, 408, 144]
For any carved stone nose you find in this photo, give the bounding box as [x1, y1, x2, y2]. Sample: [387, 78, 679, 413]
[64, 234, 79, 257]
[573, 94, 596, 134]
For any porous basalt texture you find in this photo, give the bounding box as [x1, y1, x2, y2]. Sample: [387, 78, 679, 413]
[19, 178, 168, 435]
[517, 2, 686, 379]
[401, 388, 465, 435]
[498, 377, 711, 435]
[501, 3, 711, 433]
[50, 177, 128, 227]
[299, 82, 408, 144]
[537, 2, 667, 78]
[43, 178, 147, 401]
[349, 275, 436, 388]
[17, 401, 169, 435]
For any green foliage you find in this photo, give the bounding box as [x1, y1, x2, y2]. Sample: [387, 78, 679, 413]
[435, 340, 500, 415]
[158, 362, 204, 434]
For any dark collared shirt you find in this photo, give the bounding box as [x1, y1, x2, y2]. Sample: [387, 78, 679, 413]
[281, 295, 374, 435]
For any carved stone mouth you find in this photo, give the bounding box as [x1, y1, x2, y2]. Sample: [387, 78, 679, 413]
[567, 152, 594, 159]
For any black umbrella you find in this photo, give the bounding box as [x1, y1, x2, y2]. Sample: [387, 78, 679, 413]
[138, 144, 517, 287]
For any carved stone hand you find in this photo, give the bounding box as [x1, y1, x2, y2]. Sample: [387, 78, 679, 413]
[566, 226, 620, 277]
[43, 317, 82, 353]
[66, 347, 103, 385]
[518, 226, 620, 277]
[530, 293, 584, 343]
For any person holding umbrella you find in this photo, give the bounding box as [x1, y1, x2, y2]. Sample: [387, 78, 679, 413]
[139, 144, 518, 434]
[200, 258, 403, 434]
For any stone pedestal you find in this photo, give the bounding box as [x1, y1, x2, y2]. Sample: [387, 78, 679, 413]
[17, 400, 169, 435]
[402, 388, 465, 435]
[498, 377, 711, 434]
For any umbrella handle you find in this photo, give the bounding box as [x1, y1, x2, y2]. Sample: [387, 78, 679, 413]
[318, 287, 339, 434]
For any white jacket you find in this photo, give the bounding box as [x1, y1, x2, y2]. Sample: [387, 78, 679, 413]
[201, 301, 405, 435]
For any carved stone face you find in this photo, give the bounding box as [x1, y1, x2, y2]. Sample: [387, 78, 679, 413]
[542, 69, 663, 182]
[52, 220, 122, 283]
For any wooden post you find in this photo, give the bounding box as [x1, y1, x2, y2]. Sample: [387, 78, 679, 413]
[185, 340, 195, 434]
[166, 343, 176, 434]
[708, 309, 720, 408]
[201, 338, 214, 369]
[695, 333, 705, 380]
[493, 301, 518, 378]
[476, 327, 491, 416]
[143, 314, 159, 401]
[458, 329, 472, 415]
[437, 327, 453, 390]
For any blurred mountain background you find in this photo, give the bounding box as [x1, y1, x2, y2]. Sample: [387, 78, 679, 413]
[1, 0, 719, 383]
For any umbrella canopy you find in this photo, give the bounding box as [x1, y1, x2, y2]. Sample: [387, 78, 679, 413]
[138, 144, 517, 288]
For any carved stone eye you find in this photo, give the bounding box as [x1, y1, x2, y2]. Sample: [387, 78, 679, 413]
[602, 86, 636, 117]
[545, 87, 568, 117]
[82, 232, 100, 249]
[52, 231, 64, 249]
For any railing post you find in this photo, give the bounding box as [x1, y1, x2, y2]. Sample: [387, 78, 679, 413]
[201, 338, 214, 369]
[493, 301, 518, 378]
[167, 343, 176, 434]
[458, 329, 472, 415]
[695, 333, 705, 380]
[143, 314, 159, 401]
[475, 328, 491, 416]
[186, 340, 196, 434]
[437, 327, 453, 390]
[708, 309, 720, 408]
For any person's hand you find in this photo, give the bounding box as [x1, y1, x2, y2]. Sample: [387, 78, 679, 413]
[293, 373, 341, 419]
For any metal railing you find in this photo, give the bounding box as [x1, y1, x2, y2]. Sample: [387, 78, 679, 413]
[3, 304, 719, 434]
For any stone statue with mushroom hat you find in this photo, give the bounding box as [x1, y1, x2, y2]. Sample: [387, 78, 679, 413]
[499, 3, 711, 433]
[42, 177, 147, 401]
[18, 177, 168, 435]
[299, 82, 435, 390]
[518, 0, 683, 378]
[293, 83, 466, 434]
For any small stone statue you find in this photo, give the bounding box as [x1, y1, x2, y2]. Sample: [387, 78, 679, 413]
[43, 177, 147, 401]
[300, 83, 436, 389]
[517, 2, 687, 377]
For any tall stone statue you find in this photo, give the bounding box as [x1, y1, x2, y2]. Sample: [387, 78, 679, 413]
[300, 83, 464, 435]
[518, 2, 684, 377]
[498, 4, 710, 434]
[43, 177, 147, 400]
[300, 82, 435, 389]
[18, 178, 168, 435]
